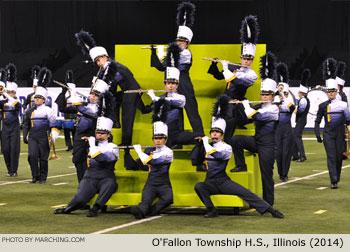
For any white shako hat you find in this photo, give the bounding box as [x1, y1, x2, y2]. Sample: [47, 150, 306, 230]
[96, 92, 114, 133]
[259, 52, 277, 94]
[323, 58, 338, 91]
[164, 42, 181, 83]
[5, 63, 18, 93]
[211, 95, 230, 134]
[92, 79, 109, 95]
[34, 67, 52, 100]
[298, 69, 311, 94]
[335, 61, 346, 86]
[176, 2, 196, 43]
[75, 30, 108, 63]
[152, 98, 169, 137]
[0, 68, 6, 89]
[31, 65, 41, 87]
[276, 62, 289, 93]
[240, 15, 259, 59]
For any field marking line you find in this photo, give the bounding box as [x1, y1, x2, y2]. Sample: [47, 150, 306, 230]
[90, 215, 165, 234]
[0, 203, 7, 206]
[316, 187, 328, 190]
[51, 204, 67, 208]
[275, 165, 350, 187]
[314, 210, 327, 214]
[52, 182, 68, 186]
[0, 173, 76, 186]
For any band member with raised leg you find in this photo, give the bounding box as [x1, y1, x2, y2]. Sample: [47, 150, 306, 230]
[207, 15, 259, 139]
[54, 93, 119, 217]
[75, 30, 150, 170]
[292, 69, 311, 162]
[314, 58, 350, 189]
[228, 52, 279, 206]
[0, 64, 21, 177]
[23, 68, 59, 184]
[55, 70, 77, 152]
[130, 98, 174, 219]
[193, 94, 284, 218]
[275, 63, 295, 182]
[150, 2, 204, 136]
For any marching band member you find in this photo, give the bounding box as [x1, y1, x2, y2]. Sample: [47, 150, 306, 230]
[335, 61, 348, 103]
[314, 58, 350, 189]
[23, 65, 40, 113]
[22, 68, 59, 184]
[75, 30, 150, 170]
[0, 69, 6, 154]
[131, 98, 174, 219]
[68, 79, 108, 183]
[292, 69, 311, 162]
[150, 2, 204, 136]
[147, 42, 203, 150]
[55, 70, 77, 152]
[0, 64, 21, 177]
[207, 15, 259, 139]
[275, 63, 295, 182]
[54, 93, 119, 217]
[229, 52, 279, 206]
[194, 95, 284, 218]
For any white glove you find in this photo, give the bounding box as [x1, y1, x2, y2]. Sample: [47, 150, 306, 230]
[133, 144, 150, 163]
[2, 92, 16, 103]
[51, 129, 60, 143]
[88, 136, 96, 147]
[202, 136, 215, 154]
[242, 100, 256, 118]
[147, 90, 159, 102]
[221, 60, 229, 71]
[273, 95, 281, 104]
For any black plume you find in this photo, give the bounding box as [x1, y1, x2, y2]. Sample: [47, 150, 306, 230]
[176, 2, 196, 28]
[212, 94, 230, 119]
[103, 60, 118, 84]
[165, 42, 181, 68]
[5, 63, 17, 83]
[31, 65, 41, 79]
[240, 15, 259, 44]
[97, 91, 114, 119]
[75, 29, 96, 55]
[0, 68, 7, 83]
[322, 58, 337, 80]
[259, 52, 276, 80]
[37, 67, 52, 89]
[300, 69, 311, 86]
[65, 70, 74, 84]
[336, 61, 346, 78]
[152, 97, 170, 123]
[276, 62, 289, 83]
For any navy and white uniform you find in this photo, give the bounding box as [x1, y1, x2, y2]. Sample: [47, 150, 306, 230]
[292, 96, 310, 159]
[23, 104, 57, 182]
[63, 139, 119, 213]
[55, 91, 77, 150]
[336, 90, 348, 104]
[70, 99, 98, 182]
[0, 95, 21, 175]
[158, 92, 202, 147]
[23, 92, 52, 110]
[276, 97, 295, 180]
[151, 48, 204, 135]
[208, 63, 258, 138]
[315, 99, 350, 184]
[194, 139, 271, 212]
[135, 146, 174, 217]
[229, 102, 279, 206]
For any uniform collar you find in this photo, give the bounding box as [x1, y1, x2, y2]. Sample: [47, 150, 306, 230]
[98, 140, 109, 146]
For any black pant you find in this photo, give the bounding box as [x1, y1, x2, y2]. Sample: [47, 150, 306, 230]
[64, 127, 75, 148]
[276, 123, 293, 178]
[72, 136, 89, 183]
[194, 176, 271, 213]
[28, 135, 50, 181]
[138, 182, 173, 216]
[65, 177, 118, 213]
[166, 123, 201, 148]
[323, 129, 344, 183]
[1, 123, 20, 174]
[292, 120, 307, 158]
[229, 135, 276, 206]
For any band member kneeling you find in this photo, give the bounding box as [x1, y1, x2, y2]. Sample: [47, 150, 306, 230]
[194, 95, 284, 218]
[131, 98, 174, 219]
[54, 93, 119, 217]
